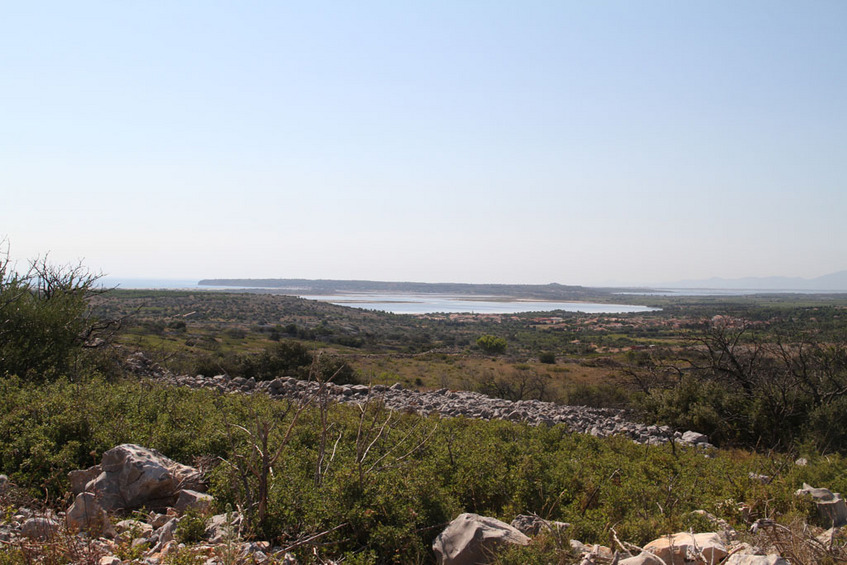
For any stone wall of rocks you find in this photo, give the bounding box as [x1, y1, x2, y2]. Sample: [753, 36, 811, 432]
[151, 365, 711, 448]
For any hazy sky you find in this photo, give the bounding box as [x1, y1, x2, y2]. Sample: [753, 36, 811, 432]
[3, 1, 846, 286]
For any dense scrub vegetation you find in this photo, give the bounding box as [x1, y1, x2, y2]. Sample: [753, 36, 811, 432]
[2, 252, 847, 562]
[88, 285, 847, 453]
[2, 375, 845, 563]
[0, 253, 117, 381]
[633, 318, 847, 452]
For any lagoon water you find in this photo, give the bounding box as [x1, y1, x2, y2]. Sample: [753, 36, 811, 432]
[299, 293, 657, 315]
[98, 279, 657, 314]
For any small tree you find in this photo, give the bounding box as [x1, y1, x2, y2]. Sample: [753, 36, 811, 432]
[0, 248, 116, 380]
[636, 318, 847, 451]
[239, 340, 313, 380]
[476, 334, 507, 355]
[239, 341, 358, 384]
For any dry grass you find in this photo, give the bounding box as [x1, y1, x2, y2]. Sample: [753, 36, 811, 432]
[750, 518, 847, 565]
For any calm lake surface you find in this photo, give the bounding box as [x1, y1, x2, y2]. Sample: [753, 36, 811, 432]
[99, 279, 657, 314]
[298, 293, 658, 315]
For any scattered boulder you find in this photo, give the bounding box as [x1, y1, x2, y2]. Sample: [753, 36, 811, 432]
[154, 373, 681, 446]
[148, 539, 180, 562]
[84, 444, 205, 511]
[21, 517, 60, 541]
[433, 513, 530, 565]
[149, 512, 172, 528]
[571, 539, 615, 565]
[723, 555, 788, 565]
[125, 351, 168, 379]
[690, 509, 738, 542]
[150, 517, 178, 553]
[0, 474, 8, 494]
[69, 465, 102, 496]
[115, 518, 154, 539]
[175, 489, 214, 514]
[681, 431, 709, 445]
[795, 483, 847, 527]
[206, 512, 243, 544]
[66, 492, 115, 537]
[817, 526, 846, 550]
[510, 514, 569, 536]
[619, 552, 665, 565]
[643, 532, 727, 565]
[572, 541, 615, 563]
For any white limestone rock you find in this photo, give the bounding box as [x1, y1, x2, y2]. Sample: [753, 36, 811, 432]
[433, 513, 530, 565]
[85, 444, 205, 511]
[643, 531, 727, 565]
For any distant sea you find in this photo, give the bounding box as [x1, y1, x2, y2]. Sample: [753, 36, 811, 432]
[98, 278, 202, 290]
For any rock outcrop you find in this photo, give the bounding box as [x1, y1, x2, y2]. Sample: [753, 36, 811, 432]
[205, 512, 243, 544]
[66, 492, 115, 537]
[510, 513, 570, 536]
[433, 513, 530, 564]
[619, 553, 665, 565]
[570, 538, 616, 562]
[82, 444, 206, 512]
[20, 516, 60, 541]
[174, 489, 214, 514]
[643, 531, 727, 565]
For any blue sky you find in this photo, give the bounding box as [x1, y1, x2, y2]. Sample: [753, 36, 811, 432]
[3, 1, 846, 285]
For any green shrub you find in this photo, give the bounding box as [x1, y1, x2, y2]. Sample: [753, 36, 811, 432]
[477, 335, 507, 354]
[312, 354, 359, 385]
[176, 509, 208, 544]
[2, 375, 846, 563]
[564, 383, 633, 409]
[0, 253, 115, 381]
[237, 341, 358, 384]
[636, 323, 847, 452]
[239, 340, 313, 380]
[164, 546, 206, 565]
[0, 548, 26, 565]
[539, 352, 556, 364]
[0, 376, 232, 497]
[494, 531, 575, 565]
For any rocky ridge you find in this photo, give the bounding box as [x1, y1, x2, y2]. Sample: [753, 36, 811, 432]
[151, 367, 710, 448]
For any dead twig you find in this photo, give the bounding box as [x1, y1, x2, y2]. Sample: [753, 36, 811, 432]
[281, 522, 349, 553]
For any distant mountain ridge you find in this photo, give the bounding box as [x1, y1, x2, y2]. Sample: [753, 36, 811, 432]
[661, 270, 847, 291]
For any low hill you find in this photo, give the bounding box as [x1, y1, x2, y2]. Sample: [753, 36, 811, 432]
[197, 278, 609, 300]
